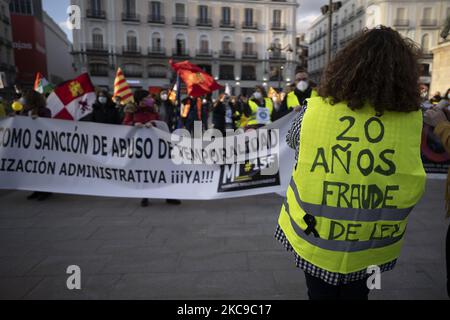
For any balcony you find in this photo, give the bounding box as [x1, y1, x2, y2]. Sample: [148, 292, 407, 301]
[242, 22, 258, 30]
[122, 13, 140, 22]
[219, 50, 236, 58]
[196, 49, 213, 57]
[172, 48, 190, 57]
[394, 19, 409, 27]
[85, 43, 108, 53]
[172, 16, 189, 25]
[269, 51, 286, 60]
[220, 20, 235, 29]
[148, 15, 165, 24]
[271, 23, 286, 31]
[86, 9, 106, 19]
[122, 46, 141, 55]
[196, 18, 213, 27]
[148, 47, 166, 56]
[242, 51, 258, 59]
[421, 19, 437, 27]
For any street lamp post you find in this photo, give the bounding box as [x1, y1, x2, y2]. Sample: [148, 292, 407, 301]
[278, 66, 285, 91]
[267, 43, 293, 91]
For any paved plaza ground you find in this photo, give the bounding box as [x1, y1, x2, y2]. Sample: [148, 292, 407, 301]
[0, 178, 448, 300]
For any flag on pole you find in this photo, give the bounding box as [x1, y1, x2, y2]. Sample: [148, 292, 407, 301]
[46, 73, 96, 121]
[113, 68, 134, 105]
[168, 81, 178, 103]
[34, 72, 54, 95]
[169, 60, 223, 97]
[225, 83, 232, 96]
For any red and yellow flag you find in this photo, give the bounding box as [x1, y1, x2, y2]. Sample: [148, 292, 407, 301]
[113, 68, 134, 105]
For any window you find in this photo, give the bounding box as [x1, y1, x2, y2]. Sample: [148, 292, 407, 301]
[243, 37, 254, 54]
[150, 1, 161, 18]
[148, 65, 167, 78]
[92, 28, 104, 49]
[396, 8, 405, 19]
[175, 3, 185, 18]
[126, 31, 138, 51]
[90, 0, 102, 12]
[9, 0, 34, 15]
[244, 8, 253, 25]
[241, 66, 256, 81]
[423, 7, 432, 19]
[199, 35, 209, 52]
[273, 10, 281, 26]
[89, 63, 108, 76]
[151, 32, 162, 50]
[199, 5, 208, 21]
[222, 7, 231, 24]
[123, 63, 142, 77]
[222, 36, 232, 52]
[176, 34, 186, 54]
[124, 0, 136, 15]
[219, 65, 234, 80]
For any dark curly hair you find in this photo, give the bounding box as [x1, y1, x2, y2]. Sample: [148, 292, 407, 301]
[318, 26, 422, 114]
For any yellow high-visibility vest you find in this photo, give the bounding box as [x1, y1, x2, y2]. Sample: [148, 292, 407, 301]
[286, 91, 301, 111]
[286, 89, 319, 111]
[278, 97, 426, 274]
[247, 98, 274, 126]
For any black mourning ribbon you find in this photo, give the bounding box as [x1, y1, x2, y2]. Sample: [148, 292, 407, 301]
[303, 214, 320, 238]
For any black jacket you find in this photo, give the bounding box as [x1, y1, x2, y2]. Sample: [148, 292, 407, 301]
[87, 101, 121, 125]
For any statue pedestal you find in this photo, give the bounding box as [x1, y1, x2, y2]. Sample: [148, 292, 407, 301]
[431, 41, 450, 94]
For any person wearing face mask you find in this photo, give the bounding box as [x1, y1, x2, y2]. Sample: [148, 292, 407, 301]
[276, 72, 313, 119]
[213, 93, 240, 135]
[243, 85, 274, 130]
[83, 91, 121, 124]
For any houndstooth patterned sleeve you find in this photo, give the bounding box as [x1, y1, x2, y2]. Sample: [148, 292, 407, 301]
[286, 105, 307, 158]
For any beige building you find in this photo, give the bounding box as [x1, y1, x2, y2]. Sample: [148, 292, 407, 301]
[71, 0, 299, 96]
[0, 0, 15, 92]
[308, 0, 450, 84]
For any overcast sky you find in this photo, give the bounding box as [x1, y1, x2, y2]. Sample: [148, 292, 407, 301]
[43, 0, 328, 42]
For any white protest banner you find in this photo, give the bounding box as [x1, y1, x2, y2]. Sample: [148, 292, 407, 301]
[0, 115, 296, 200]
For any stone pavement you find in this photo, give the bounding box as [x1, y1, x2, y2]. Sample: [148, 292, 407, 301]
[0, 179, 448, 300]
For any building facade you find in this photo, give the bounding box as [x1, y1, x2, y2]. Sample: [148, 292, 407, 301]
[71, 0, 299, 95]
[43, 11, 76, 85]
[9, 0, 47, 87]
[0, 0, 16, 92]
[307, 0, 450, 84]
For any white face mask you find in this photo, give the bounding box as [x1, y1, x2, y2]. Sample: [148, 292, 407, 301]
[161, 94, 168, 101]
[254, 92, 262, 100]
[98, 97, 107, 104]
[297, 81, 309, 92]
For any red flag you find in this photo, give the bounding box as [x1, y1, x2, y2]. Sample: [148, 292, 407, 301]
[170, 60, 223, 97]
[46, 73, 96, 120]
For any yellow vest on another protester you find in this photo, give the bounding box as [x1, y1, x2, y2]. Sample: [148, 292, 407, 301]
[247, 98, 274, 126]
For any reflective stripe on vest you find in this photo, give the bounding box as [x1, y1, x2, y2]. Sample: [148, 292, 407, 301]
[278, 97, 426, 274]
[288, 179, 413, 222]
[282, 199, 405, 253]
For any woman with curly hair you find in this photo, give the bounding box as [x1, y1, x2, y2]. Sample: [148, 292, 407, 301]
[277, 26, 426, 300]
